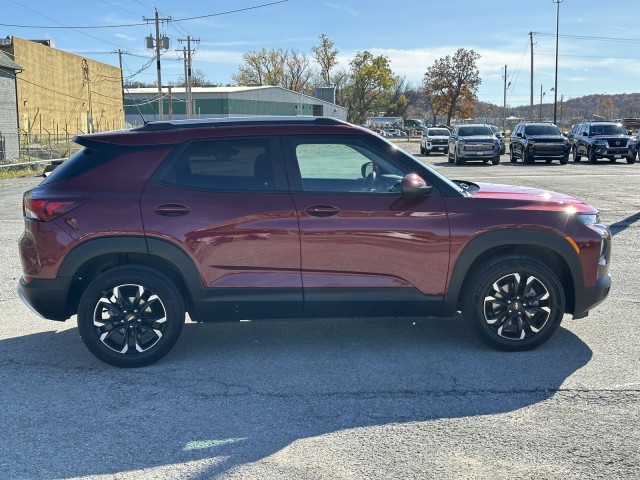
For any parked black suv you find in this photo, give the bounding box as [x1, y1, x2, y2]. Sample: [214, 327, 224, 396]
[572, 121, 636, 164]
[509, 123, 569, 164]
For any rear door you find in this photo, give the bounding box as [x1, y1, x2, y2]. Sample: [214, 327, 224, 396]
[140, 136, 302, 320]
[282, 135, 451, 317]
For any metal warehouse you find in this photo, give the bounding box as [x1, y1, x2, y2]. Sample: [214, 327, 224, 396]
[124, 86, 347, 126]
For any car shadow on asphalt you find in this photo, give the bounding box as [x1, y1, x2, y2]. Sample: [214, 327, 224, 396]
[0, 315, 592, 478]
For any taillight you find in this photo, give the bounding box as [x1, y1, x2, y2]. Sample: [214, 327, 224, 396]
[23, 193, 87, 221]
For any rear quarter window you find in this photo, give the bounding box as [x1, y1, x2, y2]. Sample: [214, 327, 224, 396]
[41, 144, 113, 184]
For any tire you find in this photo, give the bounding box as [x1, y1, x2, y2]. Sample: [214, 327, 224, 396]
[420, 145, 425, 154]
[462, 255, 565, 351]
[454, 149, 465, 165]
[509, 146, 517, 163]
[573, 146, 581, 162]
[447, 148, 454, 163]
[77, 265, 186, 367]
[545, 158, 553, 164]
[424, 149, 430, 156]
[523, 150, 533, 164]
[560, 154, 569, 165]
[627, 155, 636, 164]
[588, 147, 597, 164]
[491, 155, 500, 165]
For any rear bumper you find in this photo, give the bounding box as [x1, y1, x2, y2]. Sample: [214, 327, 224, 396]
[572, 274, 612, 319]
[17, 275, 72, 321]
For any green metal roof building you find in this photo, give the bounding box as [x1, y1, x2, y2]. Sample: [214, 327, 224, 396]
[124, 85, 347, 126]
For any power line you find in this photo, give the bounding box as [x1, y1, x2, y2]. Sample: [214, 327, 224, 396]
[535, 32, 640, 44]
[0, 1, 289, 29]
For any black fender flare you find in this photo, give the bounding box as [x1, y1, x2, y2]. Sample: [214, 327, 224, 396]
[442, 228, 583, 315]
[58, 236, 205, 314]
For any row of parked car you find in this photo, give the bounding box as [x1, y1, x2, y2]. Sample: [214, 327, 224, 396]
[420, 121, 638, 165]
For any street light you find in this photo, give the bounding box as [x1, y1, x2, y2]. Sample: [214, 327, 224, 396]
[552, 0, 563, 124]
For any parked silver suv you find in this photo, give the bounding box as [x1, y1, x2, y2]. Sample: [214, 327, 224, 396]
[448, 124, 500, 165]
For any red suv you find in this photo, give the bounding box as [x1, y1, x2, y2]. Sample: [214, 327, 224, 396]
[17, 117, 612, 367]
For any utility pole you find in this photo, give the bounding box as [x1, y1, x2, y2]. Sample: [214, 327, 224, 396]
[178, 36, 199, 119]
[115, 49, 127, 126]
[502, 65, 510, 131]
[530, 31, 534, 121]
[539, 84, 546, 122]
[144, 9, 171, 120]
[552, 0, 563, 125]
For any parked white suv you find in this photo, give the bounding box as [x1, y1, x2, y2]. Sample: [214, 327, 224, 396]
[420, 127, 451, 155]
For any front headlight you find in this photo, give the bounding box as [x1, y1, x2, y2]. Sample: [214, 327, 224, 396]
[575, 212, 600, 225]
[459, 140, 466, 149]
[594, 140, 606, 145]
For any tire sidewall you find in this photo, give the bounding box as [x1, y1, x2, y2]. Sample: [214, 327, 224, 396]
[463, 256, 565, 351]
[77, 266, 185, 367]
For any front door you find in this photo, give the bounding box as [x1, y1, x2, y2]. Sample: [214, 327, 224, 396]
[282, 135, 451, 317]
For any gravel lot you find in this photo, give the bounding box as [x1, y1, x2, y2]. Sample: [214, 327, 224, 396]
[0, 144, 638, 479]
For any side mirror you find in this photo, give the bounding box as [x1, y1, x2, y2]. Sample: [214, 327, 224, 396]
[401, 173, 432, 196]
[361, 161, 374, 179]
[516, 132, 523, 138]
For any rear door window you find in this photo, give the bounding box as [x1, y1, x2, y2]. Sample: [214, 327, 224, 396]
[150, 137, 287, 192]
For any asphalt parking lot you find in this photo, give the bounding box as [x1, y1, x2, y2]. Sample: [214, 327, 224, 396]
[0, 143, 639, 479]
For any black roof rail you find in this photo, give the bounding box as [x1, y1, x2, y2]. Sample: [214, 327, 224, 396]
[134, 116, 346, 132]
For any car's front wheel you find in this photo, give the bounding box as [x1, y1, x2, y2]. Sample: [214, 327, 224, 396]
[588, 147, 598, 163]
[462, 255, 565, 351]
[454, 149, 465, 165]
[77, 265, 186, 367]
[573, 146, 581, 162]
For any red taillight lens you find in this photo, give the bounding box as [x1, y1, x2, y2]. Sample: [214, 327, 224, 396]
[24, 194, 86, 221]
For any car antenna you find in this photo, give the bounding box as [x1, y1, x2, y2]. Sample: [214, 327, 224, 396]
[123, 85, 148, 125]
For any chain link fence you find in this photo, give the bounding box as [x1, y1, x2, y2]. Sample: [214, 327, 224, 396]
[0, 131, 82, 167]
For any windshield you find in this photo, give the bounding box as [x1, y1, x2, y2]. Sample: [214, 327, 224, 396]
[524, 125, 561, 135]
[427, 129, 450, 136]
[591, 124, 627, 135]
[458, 126, 493, 136]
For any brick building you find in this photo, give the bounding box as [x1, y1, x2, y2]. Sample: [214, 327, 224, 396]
[0, 36, 124, 142]
[0, 50, 21, 161]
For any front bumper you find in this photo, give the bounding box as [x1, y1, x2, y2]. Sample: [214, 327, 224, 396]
[572, 274, 612, 319]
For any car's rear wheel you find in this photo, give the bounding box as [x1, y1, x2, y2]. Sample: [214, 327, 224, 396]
[77, 265, 185, 367]
[462, 255, 565, 351]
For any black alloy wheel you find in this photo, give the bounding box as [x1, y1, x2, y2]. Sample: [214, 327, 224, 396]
[462, 255, 565, 350]
[77, 266, 185, 367]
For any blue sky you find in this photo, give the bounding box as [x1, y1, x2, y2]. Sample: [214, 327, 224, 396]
[3, 0, 639, 107]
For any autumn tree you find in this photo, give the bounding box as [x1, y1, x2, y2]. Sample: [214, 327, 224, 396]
[423, 48, 481, 126]
[311, 34, 339, 87]
[344, 51, 395, 124]
[600, 96, 615, 120]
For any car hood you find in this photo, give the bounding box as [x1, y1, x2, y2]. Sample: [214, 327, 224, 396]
[524, 135, 565, 140]
[459, 135, 495, 141]
[468, 182, 596, 213]
[426, 135, 449, 139]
